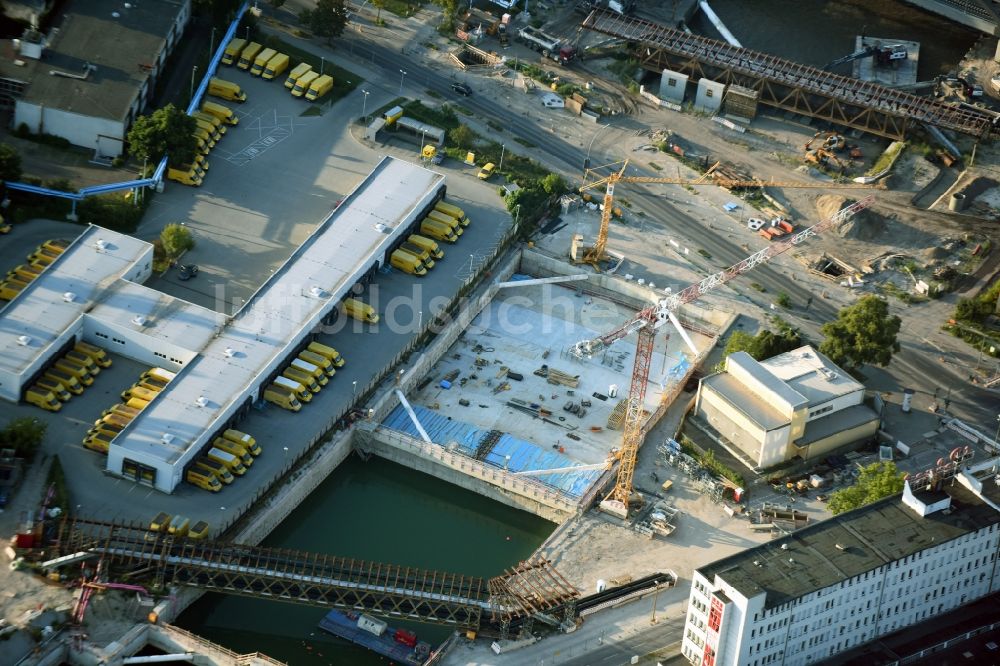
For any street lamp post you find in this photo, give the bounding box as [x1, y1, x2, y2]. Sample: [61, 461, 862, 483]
[399, 69, 407, 95]
[361, 89, 370, 123]
[585, 123, 612, 173]
[321, 57, 325, 76]
[209, 27, 216, 58]
[994, 415, 1000, 444]
[418, 310, 423, 331]
[190, 65, 198, 100]
[352, 380, 357, 397]
[498, 143, 505, 174]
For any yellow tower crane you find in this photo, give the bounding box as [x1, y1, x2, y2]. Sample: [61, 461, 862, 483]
[571, 159, 884, 268]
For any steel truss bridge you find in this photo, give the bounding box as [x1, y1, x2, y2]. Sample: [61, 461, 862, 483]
[582, 10, 998, 141]
[54, 518, 579, 634]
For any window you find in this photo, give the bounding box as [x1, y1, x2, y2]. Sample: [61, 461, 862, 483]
[706, 89, 714, 97]
[668, 78, 677, 87]
[112, 337, 125, 345]
[95, 331, 108, 339]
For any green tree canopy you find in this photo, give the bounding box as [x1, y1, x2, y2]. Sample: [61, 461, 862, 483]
[0, 143, 23, 182]
[828, 461, 905, 515]
[723, 323, 802, 362]
[0, 417, 47, 459]
[300, 0, 350, 42]
[819, 295, 901, 369]
[447, 125, 475, 150]
[160, 223, 195, 259]
[127, 104, 198, 168]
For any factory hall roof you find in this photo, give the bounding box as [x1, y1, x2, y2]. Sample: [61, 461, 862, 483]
[700, 372, 789, 431]
[112, 157, 444, 464]
[762, 345, 863, 407]
[698, 477, 1000, 610]
[0, 227, 149, 378]
[0, 0, 187, 121]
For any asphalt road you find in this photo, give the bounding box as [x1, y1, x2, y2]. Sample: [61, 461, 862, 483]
[334, 33, 997, 433]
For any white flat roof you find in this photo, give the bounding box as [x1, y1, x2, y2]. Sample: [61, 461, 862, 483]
[113, 157, 445, 464]
[727, 351, 807, 410]
[88, 280, 224, 351]
[0, 226, 149, 377]
[762, 346, 862, 407]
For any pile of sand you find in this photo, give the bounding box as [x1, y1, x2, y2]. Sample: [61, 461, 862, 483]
[815, 194, 886, 241]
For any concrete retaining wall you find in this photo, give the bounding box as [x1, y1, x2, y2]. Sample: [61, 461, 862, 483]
[357, 425, 575, 522]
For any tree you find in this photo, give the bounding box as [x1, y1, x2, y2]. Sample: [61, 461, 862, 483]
[0, 417, 47, 459]
[819, 295, 901, 369]
[828, 461, 905, 515]
[160, 223, 195, 259]
[448, 125, 475, 150]
[127, 104, 198, 168]
[371, 0, 384, 22]
[300, 0, 349, 42]
[723, 324, 802, 362]
[0, 143, 22, 182]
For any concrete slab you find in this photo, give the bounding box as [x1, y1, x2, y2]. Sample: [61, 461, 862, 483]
[853, 36, 920, 87]
[408, 284, 714, 470]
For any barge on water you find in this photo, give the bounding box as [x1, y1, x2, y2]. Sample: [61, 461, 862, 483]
[318, 609, 433, 664]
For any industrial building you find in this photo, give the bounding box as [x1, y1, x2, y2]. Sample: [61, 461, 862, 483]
[694, 346, 879, 470]
[0, 157, 446, 493]
[681, 454, 1000, 666]
[0, 0, 191, 158]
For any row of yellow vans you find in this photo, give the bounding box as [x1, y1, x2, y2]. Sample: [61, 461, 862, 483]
[187, 429, 263, 491]
[1, 238, 68, 301]
[82, 367, 173, 454]
[263, 341, 346, 412]
[28, 341, 111, 413]
[167, 99, 241, 187]
[222, 38, 334, 102]
[148, 512, 210, 540]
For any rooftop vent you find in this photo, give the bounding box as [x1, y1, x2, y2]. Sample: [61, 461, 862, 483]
[788, 558, 795, 564]
[111, 10, 120, 17]
[16, 335, 31, 346]
[196, 396, 209, 407]
[374, 223, 391, 234]
[161, 433, 174, 445]
[132, 315, 147, 327]
[63, 292, 76, 302]
[224, 347, 236, 358]
[835, 543, 847, 551]
[95, 238, 108, 251]
[753, 560, 762, 567]
[780, 543, 789, 551]
[309, 286, 327, 298]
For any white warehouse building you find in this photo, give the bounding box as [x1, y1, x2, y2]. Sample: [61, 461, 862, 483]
[681, 455, 1000, 666]
[695, 346, 879, 470]
[0, 157, 447, 493]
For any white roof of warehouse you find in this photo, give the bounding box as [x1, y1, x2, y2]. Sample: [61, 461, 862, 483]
[0, 226, 149, 377]
[727, 351, 807, 410]
[114, 157, 444, 464]
[88, 280, 224, 353]
[761, 346, 862, 407]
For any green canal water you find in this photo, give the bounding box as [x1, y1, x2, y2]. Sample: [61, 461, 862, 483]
[177, 456, 556, 665]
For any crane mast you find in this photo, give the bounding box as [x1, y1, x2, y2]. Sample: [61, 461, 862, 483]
[575, 196, 875, 518]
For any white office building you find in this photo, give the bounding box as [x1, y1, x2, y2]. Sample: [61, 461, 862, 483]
[681, 456, 1000, 666]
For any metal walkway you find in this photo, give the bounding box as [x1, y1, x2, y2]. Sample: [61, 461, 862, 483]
[54, 518, 578, 631]
[582, 10, 997, 140]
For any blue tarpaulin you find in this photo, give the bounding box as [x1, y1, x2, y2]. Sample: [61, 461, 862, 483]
[382, 405, 601, 498]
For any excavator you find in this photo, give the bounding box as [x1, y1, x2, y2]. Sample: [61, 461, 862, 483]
[803, 132, 849, 171]
[824, 43, 907, 71]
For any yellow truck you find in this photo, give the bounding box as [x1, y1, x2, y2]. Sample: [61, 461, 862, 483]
[250, 47, 277, 76]
[434, 201, 470, 226]
[398, 241, 436, 269]
[25, 386, 61, 412]
[193, 117, 222, 142]
[187, 468, 222, 492]
[283, 366, 321, 394]
[221, 38, 246, 66]
[35, 377, 71, 402]
[65, 349, 100, 375]
[142, 367, 176, 383]
[285, 62, 312, 89]
[195, 458, 235, 484]
[168, 166, 203, 187]
[208, 77, 247, 103]
[212, 437, 254, 467]
[8, 264, 41, 282]
[121, 385, 158, 403]
[390, 249, 428, 276]
[54, 358, 94, 385]
[264, 384, 302, 412]
[291, 70, 320, 98]
[83, 430, 114, 454]
[262, 52, 290, 80]
[0, 281, 24, 301]
[290, 357, 328, 385]
[207, 447, 247, 475]
[194, 111, 226, 136]
[305, 74, 334, 101]
[297, 350, 336, 378]
[223, 429, 261, 456]
[419, 218, 459, 244]
[237, 41, 263, 70]
[74, 341, 111, 367]
[407, 234, 445, 260]
[44, 368, 83, 395]
[202, 101, 239, 126]
[307, 341, 345, 368]
[273, 375, 312, 403]
[343, 298, 379, 324]
[193, 126, 216, 149]
[427, 210, 463, 236]
[168, 515, 191, 536]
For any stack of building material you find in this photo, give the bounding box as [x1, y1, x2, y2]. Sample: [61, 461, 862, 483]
[545, 367, 580, 388]
[607, 399, 628, 429]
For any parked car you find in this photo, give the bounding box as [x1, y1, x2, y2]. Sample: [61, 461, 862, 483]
[477, 163, 495, 180]
[451, 82, 472, 96]
[178, 264, 199, 281]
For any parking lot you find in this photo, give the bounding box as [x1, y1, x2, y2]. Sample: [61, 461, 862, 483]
[2, 67, 519, 532]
